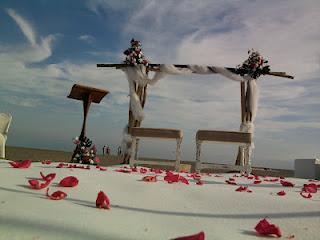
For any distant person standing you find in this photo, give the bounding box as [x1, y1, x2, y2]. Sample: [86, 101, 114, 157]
[117, 146, 122, 156]
[102, 145, 106, 155]
[106, 146, 111, 155]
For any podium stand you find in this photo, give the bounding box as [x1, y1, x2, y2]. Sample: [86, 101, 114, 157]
[68, 84, 109, 163]
[68, 84, 109, 140]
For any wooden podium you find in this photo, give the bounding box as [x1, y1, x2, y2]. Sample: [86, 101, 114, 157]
[68, 84, 109, 141]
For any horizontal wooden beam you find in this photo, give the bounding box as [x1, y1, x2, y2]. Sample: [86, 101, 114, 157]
[96, 63, 294, 79]
[196, 130, 252, 143]
[130, 127, 183, 139]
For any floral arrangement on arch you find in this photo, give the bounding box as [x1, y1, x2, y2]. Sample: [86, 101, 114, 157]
[71, 136, 98, 165]
[237, 49, 270, 79]
[123, 38, 149, 66]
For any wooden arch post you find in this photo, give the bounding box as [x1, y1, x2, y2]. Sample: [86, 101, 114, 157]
[122, 71, 149, 164]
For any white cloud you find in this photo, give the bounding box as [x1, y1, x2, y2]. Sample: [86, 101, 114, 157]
[6, 8, 56, 63]
[79, 34, 95, 43]
[7, 8, 37, 47]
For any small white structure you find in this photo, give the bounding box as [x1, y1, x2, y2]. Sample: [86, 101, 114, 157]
[0, 113, 12, 159]
[294, 158, 320, 180]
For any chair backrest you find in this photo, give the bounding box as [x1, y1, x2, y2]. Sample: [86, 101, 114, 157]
[0, 113, 12, 135]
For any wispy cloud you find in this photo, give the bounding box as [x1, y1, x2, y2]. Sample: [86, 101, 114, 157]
[6, 8, 56, 63]
[7, 8, 37, 47]
[79, 34, 95, 44]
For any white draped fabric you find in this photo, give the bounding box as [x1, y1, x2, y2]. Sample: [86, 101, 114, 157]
[122, 64, 259, 165]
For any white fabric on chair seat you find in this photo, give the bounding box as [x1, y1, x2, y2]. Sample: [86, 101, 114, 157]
[0, 113, 12, 159]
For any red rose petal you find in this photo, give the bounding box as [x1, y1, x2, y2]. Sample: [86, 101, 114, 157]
[172, 231, 205, 240]
[59, 176, 79, 187]
[41, 160, 52, 164]
[142, 176, 157, 182]
[280, 180, 294, 187]
[28, 179, 51, 189]
[164, 173, 180, 183]
[255, 218, 282, 237]
[9, 160, 32, 168]
[308, 179, 320, 182]
[302, 184, 317, 193]
[235, 186, 247, 192]
[225, 180, 237, 185]
[300, 192, 312, 199]
[96, 191, 110, 209]
[99, 167, 107, 171]
[179, 176, 190, 185]
[196, 180, 204, 185]
[114, 169, 131, 173]
[277, 190, 286, 196]
[40, 172, 56, 182]
[254, 180, 262, 184]
[140, 168, 148, 174]
[46, 188, 67, 200]
[95, 157, 101, 163]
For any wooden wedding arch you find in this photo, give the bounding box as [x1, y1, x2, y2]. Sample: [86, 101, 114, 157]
[97, 45, 294, 173]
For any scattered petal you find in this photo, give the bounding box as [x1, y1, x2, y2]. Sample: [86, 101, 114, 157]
[225, 180, 237, 185]
[253, 180, 262, 184]
[300, 192, 312, 199]
[95, 157, 101, 163]
[277, 191, 286, 196]
[179, 176, 189, 185]
[114, 169, 131, 173]
[40, 172, 56, 182]
[28, 179, 51, 189]
[59, 176, 79, 187]
[302, 184, 317, 193]
[308, 179, 320, 182]
[41, 160, 52, 164]
[99, 167, 107, 171]
[280, 180, 294, 187]
[151, 168, 163, 174]
[172, 231, 205, 240]
[235, 186, 252, 192]
[9, 160, 32, 169]
[255, 218, 282, 237]
[140, 168, 148, 174]
[196, 180, 204, 185]
[264, 178, 279, 182]
[46, 188, 67, 200]
[142, 176, 157, 182]
[96, 191, 110, 209]
[164, 172, 180, 183]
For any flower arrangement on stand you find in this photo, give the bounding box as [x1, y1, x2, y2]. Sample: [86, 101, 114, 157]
[71, 136, 98, 165]
[237, 49, 270, 79]
[123, 38, 149, 66]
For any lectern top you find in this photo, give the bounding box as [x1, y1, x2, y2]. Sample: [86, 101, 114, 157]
[67, 84, 109, 103]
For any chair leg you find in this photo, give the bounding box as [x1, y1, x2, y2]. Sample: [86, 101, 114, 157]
[195, 140, 202, 173]
[245, 144, 252, 175]
[129, 137, 137, 168]
[175, 138, 182, 172]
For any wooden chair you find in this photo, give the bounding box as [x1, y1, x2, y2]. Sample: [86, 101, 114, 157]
[129, 127, 183, 171]
[0, 113, 12, 159]
[195, 130, 252, 174]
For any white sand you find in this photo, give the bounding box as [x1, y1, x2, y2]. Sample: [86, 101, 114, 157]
[0, 160, 319, 240]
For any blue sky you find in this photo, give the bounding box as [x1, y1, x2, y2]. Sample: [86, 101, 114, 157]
[1, 0, 319, 169]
